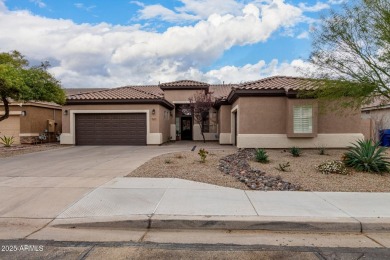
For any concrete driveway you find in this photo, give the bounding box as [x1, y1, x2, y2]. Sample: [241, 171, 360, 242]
[0, 145, 196, 238]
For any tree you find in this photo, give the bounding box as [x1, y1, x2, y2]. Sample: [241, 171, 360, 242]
[308, 0, 390, 109]
[0, 50, 65, 122]
[183, 90, 214, 143]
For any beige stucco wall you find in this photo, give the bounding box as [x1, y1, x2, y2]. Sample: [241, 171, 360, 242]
[158, 106, 172, 142]
[238, 97, 287, 134]
[218, 105, 231, 133]
[0, 103, 62, 143]
[318, 107, 361, 133]
[21, 106, 62, 134]
[0, 115, 21, 144]
[163, 89, 204, 103]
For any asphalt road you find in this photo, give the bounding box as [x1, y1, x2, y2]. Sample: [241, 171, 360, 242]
[1, 239, 390, 260]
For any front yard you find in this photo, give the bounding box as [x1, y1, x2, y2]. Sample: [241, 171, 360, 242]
[127, 148, 390, 192]
[0, 143, 62, 158]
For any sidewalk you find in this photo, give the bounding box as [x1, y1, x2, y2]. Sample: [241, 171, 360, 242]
[52, 177, 390, 233]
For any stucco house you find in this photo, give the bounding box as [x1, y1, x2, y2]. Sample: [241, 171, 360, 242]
[0, 101, 62, 144]
[361, 97, 390, 142]
[61, 76, 364, 148]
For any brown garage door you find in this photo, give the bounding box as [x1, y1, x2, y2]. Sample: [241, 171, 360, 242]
[75, 113, 146, 145]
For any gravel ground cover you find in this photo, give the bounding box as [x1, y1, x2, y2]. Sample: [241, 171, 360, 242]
[0, 143, 62, 158]
[127, 150, 249, 190]
[128, 148, 390, 192]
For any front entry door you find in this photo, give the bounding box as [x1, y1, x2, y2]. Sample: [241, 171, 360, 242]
[181, 117, 193, 140]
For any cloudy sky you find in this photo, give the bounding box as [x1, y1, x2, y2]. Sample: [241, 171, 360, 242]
[0, 0, 343, 88]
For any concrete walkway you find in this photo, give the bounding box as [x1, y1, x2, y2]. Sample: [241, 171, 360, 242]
[52, 177, 390, 233]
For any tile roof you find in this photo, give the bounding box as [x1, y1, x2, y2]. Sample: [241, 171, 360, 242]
[362, 96, 390, 110]
[160, 80, 209, 87]
[67, 86, 163, 100]
[159, 80, 210, 91]
[209, 84, 236, 99]
[235, 76, 318, 91]
[64, 88, 108, 96]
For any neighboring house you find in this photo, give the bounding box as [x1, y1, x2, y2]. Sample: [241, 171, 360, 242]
[361, 97, 390, 142]
[0, 101, 62, 144]
[61, 76, 364, 148]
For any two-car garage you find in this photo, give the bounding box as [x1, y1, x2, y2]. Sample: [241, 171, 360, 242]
[75, 113, 147, 145]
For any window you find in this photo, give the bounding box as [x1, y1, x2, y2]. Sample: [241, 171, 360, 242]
[202, 112, 210, 133]
[293, 105, 313, 134]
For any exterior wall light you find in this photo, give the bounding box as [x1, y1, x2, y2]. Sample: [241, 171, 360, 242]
[21, 111, 27, 116]
[152, 109, 156, 115]
[64, 110, 68, 115]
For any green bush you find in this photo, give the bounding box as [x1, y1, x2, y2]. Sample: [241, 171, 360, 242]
[255, 148, 269, 163]
[343, 140, 390, 173]
[316, 160, 349, 175]
[0, 136, 14, 147]
[289, 146, 301, 157]
[198, 148, 209, 163]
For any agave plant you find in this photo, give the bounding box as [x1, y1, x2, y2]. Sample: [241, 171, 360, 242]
[0, 136, 14, 147]
[343, 140, 390, 173]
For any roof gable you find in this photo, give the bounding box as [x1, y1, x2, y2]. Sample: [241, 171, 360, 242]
[159, 80, 209, 90]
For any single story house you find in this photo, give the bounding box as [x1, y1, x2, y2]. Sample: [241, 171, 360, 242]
[61, 76, 364, 148]
[0, 101, 62, 144]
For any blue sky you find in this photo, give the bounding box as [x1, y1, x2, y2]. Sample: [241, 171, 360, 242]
[0, 0, 343, 87]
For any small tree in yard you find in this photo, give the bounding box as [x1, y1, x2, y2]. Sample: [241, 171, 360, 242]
[186, 90, 214, 143]
[307, 0, 390, 109]
[0, 50, 65, 122]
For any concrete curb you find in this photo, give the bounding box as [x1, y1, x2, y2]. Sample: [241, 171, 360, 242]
[49, 215, 390, 233]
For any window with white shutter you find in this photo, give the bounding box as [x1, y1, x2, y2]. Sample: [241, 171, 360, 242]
[293, 105, 313, 133]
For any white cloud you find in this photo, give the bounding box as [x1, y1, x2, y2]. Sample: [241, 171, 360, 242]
[204, 59, 312, 84]
[297, 31, 309, 39]
[299, 2, 330, 12]
[176, 0, 244, 19]
[30, 0, 46, 8]
[137, 4, 199, 22]
[0, 1, 308, 87]
[327, 0, 346, 4]
[130, 1, 145, 8]
[74, 3, 96, 12]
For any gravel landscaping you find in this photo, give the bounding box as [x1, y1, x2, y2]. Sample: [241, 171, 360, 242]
[0, 143, 62, 158]
[128, 148, 390, 192]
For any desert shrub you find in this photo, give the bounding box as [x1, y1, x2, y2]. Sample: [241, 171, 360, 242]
[275, 162, 291, 172]
[198, 148, 209, 163]
[255, 148, 269, 163]
[289, 147, 301, 157]
[164, 159, 173, 164]
[316, 160, 349, 175]
[0, 136, 14, 147]
[344, 140, 390, 173]
[318, 146, 326, 155]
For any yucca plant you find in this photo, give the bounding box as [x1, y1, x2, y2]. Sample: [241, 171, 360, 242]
[0, 136, 14, 147]
[255, 148, 269, 163]
[343, 140, 390, 173]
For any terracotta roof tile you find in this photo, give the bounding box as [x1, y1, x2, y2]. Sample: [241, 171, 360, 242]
[236, 76, 318, 91]
[64, 88, 108, 96]
[67, 86, 163, 100]
[209, 84, 236, 99]
[160, 80, 209, 87]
